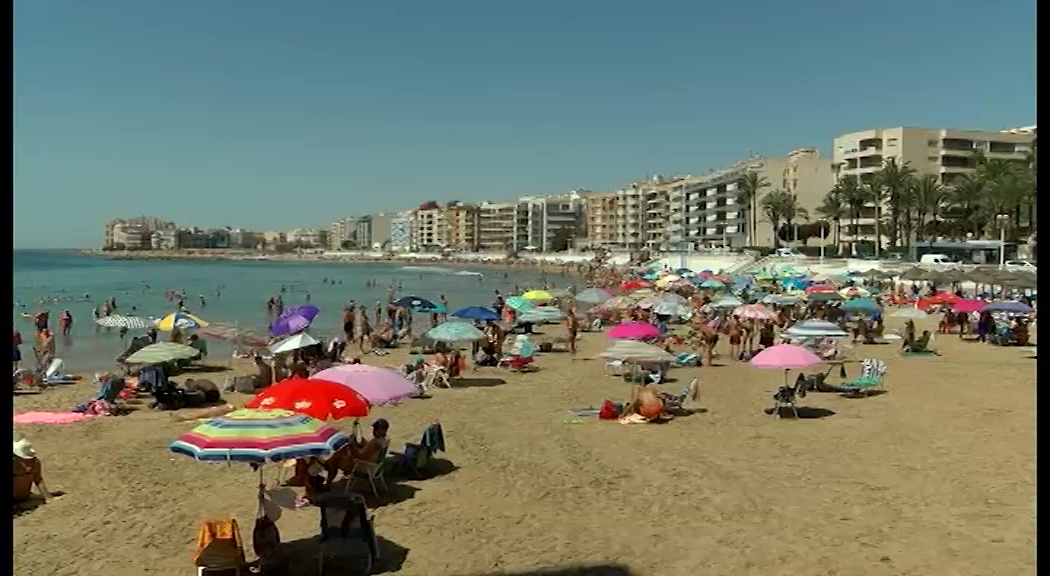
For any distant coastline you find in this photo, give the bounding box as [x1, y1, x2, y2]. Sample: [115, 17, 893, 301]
[77, 248, 599, 274]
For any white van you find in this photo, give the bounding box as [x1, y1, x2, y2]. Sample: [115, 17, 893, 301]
[775, 248, 805, 258]
[920, 253, 954, 266]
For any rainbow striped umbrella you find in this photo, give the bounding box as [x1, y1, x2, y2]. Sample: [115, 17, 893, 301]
[169, 408, 350, 463]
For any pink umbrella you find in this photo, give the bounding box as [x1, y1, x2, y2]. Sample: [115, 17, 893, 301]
[952, 299, 985, 314]
[750, 344, 823, 370]
[605, 322, 661, 340]
[312, 364, 419, 406]
[733, 304, 776, 320]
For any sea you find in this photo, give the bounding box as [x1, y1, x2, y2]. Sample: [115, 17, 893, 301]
[13, 250, 561, 373]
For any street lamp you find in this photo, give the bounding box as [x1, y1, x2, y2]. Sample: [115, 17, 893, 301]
[996, 214, 1010, 269]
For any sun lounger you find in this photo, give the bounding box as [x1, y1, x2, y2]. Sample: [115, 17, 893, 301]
[193, 518, 247, 576]
[839, 359, 887, 397]
[673, 353, 699, 367]
[346, 442, 390, 497]
[662, 378, 698, 412]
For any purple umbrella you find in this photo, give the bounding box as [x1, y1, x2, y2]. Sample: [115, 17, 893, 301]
[312, 364, 419, 405]
[270, 304, 321, 337]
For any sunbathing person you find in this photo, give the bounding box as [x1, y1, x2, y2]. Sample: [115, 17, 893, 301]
[906, 331, 938, 355]
[324, 419, 390, 486]
[369, 322, 396, 351]
[13, 438, 49, 503]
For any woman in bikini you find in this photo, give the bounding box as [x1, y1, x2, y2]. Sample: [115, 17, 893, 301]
[726, 316, 743, 361]
[699, 317, 720, 367]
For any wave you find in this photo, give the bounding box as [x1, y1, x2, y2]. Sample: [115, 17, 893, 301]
[398, 265, 457, 274]
[454, 270, 484, 277]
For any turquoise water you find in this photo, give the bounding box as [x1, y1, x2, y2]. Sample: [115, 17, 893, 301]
[13, 250, 559, 372]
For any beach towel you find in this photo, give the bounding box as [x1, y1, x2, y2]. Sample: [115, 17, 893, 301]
[13, 412, 97, 424]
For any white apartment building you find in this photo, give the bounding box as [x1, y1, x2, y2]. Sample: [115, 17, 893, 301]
[412, 208, 447, 250]
[513, 191, 584, 252]
[833, 126, 1036, 244]
[389, 211, 415, 253]
[476, 202, 517, 252]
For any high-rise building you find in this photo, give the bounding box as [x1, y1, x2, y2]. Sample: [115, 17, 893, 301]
[369, 212, 394, 251]
[445, 203, 479, 252]
[389, 211, 415, 252]
[412, 207, 446, 250]
[476, 202, 517, 252]
[583, 192, 619, 248]
[833, 127, 1036, 243]
[102, 216, 175, 249]
[513, 191, 585, 252]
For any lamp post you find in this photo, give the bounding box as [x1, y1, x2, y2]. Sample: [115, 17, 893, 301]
[997, 214, 1010, 269]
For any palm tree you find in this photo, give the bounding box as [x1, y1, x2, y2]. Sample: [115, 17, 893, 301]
[876, 158, 916, 248]
[948, 173, 985, 238]
[737, 171, 769, 246]
[781, 193, 810, 245]
[759, 189, 790, 248]
[836, 175, 866, 254]
[911, 174, 945, 242]
[815, 189, 846, 249]
[865, 179, 887, 256]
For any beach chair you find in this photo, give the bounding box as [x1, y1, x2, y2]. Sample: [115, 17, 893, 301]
[315, 492, 379, 576]
[673, 352, 699, 367]
[193, 518, 248, 576]
[604, 359, 627, 375]
[346, 442, 390, 497]
[391, 423, 445, 478]
[840, 359, 887, 397]
[662, 378, 698, 412]
[498, 353, 536, 372]
[770, 375, 811, 419]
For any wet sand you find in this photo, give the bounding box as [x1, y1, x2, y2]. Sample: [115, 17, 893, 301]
[13, 315, 1037, 576]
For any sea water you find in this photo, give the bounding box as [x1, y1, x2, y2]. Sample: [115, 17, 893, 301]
[13, 250, 559, 372]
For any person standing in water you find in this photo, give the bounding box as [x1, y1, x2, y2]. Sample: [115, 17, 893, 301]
[439, 295, 449, 322]
[59, 311, 73, 336]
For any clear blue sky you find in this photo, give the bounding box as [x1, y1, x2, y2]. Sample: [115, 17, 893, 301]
[14, 0, 1035, 248]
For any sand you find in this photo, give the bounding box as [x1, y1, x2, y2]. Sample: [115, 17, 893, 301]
[13, 315, 1036, 576]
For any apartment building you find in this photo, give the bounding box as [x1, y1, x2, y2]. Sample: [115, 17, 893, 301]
[412, 207, 447, 250]
[583, 192, 619, 248]
[445, 203, 479, 252]
[328, 218, 357, 250]
[103, 216, 176, 249]
[513, 192, 584, 252]
[369, 213, 394, 250]
[833, 126, 1036, 243]
[389, 211, 414, 252]
[476, 202, 517, 252]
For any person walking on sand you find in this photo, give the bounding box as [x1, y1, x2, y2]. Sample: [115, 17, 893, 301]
[565, 306, 579, 354]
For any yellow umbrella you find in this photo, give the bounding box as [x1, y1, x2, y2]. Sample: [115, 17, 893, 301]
[521, 290, 553, 301]
[655, 274, 681, 287]
[155, 312, 209, 331]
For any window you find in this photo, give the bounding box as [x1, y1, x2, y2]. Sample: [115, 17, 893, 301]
[928, 156, 939, 163]
[927, 139, 938, 147]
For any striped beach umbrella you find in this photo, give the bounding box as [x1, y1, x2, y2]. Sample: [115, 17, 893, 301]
[124, 342, 200, 364]
[95, 315, 152, 329]
[169, 408, 351, 463]
[155, 312, 209, 331]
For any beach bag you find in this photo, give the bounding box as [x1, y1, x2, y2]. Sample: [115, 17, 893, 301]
[598, 400, 619, 420]
[252, 498, 282, 558]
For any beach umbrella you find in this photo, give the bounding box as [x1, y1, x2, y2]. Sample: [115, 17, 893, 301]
[806, 292, 844, 303]
[598, 295, 637, 310]
[709, 295, 744, 309]
[269, 332, 320, 355]
[575, 288, 614, 305]
[312, 364, 419, 406]
[699, 279, 726, 290]
[521, 290, 554, 302]
[518, 307, 566, 323]
[733, 304, 776, 320]
[900, 267, 928, 281]
[838, 286, 871, 298]
[653, 301, 690, 317]
[750, 344, 823, 370]
[451, 306, 500, 321]
[642, 272, 660, 281]
[169, 408, 350, 463]
[619, 280, 651, 292]
[504, 296, 534, 311]
[125, 342, 200, 364]
[427, 321, 485, 343]
[606, 322, 661, 340]
[155, 312, 208, 331]
[982, 301, 1033, 314]
[762, 294, 801, 306]
[269, 304, 320, 337]
[805, 284, 836, 294]
[198, 323, 269, 348]
[783, 319, 848, 339]
[95, 315, 152, 330]
[675, 268, 696, 277]
[599, 340, 675, 363]
[654, 275, 680, 288]
[841, 298, 881, 313]
[951, 299, 986, 314]
[394, 296, 436, 310]
[246, 377, 371, 421]
[890, 306, 928, 319]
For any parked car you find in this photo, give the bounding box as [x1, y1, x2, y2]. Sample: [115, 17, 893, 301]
[1004, 259, 1037, 272]
[774, 248, 805, 258]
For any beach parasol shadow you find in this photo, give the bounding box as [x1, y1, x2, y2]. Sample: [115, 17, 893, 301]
[277, 532, 409, 575]
[763, 406, 836, 419]
[466, 564, 636, 576]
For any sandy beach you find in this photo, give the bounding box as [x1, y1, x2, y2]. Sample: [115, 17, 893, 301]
[12, 311, 1036, 576]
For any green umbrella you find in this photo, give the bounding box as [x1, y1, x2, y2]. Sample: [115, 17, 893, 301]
[505, 296, 534, 311]
[125, 342, 200, 365]
[700, 279, 726, 289]
[807, 292, 844, 303]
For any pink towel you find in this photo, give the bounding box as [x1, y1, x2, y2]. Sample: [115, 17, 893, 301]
[13, 412, 97, 424]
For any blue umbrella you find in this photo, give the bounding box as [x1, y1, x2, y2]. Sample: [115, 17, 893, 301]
[982, 300, 1033, 314]
[394, 296, 436, 310]
[841, 298, 881, 312]
[419, 303, 448, 313]
[451, 306, 500, 321]
[269, 304, 320, 337]
[575, 288, 614, 305]
[426, 321, 486, 343]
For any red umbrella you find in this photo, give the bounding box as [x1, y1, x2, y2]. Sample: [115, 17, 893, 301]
[620, 280, 652, 292]
[246, 378, 370, 421]
[805, 284, 835, 294]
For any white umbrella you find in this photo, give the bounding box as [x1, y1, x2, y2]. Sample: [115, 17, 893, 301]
[599, 340, 675, 363]
[653, 301, 690, 317]
[783, 319, 848, 339]
[269, 332, 319, 355]
[839, 286, 872, 298]
[95, 315, 152, 329]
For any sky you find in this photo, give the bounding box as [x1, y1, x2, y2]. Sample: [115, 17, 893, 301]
[14, 0, 1036, 249]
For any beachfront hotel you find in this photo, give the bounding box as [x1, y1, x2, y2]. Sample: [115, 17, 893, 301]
[832, 126, 1037, 244]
